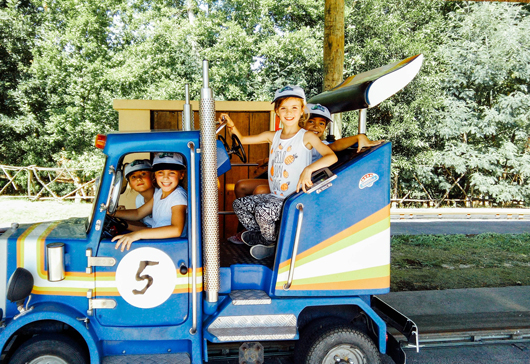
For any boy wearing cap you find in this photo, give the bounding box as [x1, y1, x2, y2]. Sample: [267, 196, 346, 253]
[123, 159, 156, 229]
[113, 153, 188, 252]
[305, 103, 384, 161]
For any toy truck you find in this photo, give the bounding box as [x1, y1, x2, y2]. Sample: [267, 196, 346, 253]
[0, 58, 422, 364]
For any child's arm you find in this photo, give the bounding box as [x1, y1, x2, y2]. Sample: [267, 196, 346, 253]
[220, 113, 274, 145]
[330, 134, 384, 153]
[297, 133, 338, 193]
[113, 199, 153, 221]
[112, 205, 187, 252]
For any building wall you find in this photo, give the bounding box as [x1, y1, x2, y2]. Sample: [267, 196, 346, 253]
[113, 100, 274, 239]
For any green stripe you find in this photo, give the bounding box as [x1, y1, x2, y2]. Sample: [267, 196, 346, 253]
[280, 217, 390, 274]
[277, 265, 390, 286]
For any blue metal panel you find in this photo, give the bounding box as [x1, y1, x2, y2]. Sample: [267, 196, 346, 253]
[230, 265, 273, 291]
[94, 239, 189, 327]
[270, 143, 392, 297]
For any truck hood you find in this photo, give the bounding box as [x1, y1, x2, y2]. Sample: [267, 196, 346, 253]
[2, 217, 88, 240]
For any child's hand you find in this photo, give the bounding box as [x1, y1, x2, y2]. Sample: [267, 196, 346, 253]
[296, 167, 314, 193]
[219, 113, 235, 131]
[357, 134, 384, 152]
[112, 232, 140, 252]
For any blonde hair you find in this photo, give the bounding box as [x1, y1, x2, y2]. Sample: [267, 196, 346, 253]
[274, 97, 309, 126]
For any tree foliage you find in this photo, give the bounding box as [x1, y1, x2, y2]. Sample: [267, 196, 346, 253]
[429, 2, 530, 205]
[1, 0, 530, 205]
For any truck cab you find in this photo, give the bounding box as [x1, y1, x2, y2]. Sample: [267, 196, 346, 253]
[0, 59, 420, 364]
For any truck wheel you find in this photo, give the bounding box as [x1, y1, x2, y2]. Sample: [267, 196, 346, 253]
[301, 322, 381, 364]
[8, 334, 88, 364]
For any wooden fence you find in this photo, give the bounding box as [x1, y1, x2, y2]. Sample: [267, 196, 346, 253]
[0, 165, 95, 201]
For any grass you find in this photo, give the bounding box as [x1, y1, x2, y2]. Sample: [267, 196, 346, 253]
[391, 233, 530, 291]
[0, 197, 93, 227]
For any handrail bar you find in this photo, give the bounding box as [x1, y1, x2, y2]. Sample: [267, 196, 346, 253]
[284, 203, 304, 290]
[188, 142, 198, 334]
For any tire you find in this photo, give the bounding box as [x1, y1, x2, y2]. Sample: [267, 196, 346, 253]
[295, 317, 348, 364]
[9, 334, 88, 364]
[299, 321, 382, 364]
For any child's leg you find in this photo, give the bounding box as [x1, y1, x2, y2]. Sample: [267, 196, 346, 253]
[232, 195, 267, 232]
[254, 195, 284, 242]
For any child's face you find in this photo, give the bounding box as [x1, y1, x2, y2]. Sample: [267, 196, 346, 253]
[276, 97, 304, 127]
[128, 170, 153, 193]
[155, 169, 185, 193]
[305, 117, 329, 138]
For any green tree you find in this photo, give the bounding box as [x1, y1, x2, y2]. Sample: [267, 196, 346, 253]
[342, 0, 450, 201]
[432, 2, 530, 205]
[3, 0, 121, 174]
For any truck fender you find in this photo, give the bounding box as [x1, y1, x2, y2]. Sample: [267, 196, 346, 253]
[0, 302, 101, 364]
[297, 300, 387, 354]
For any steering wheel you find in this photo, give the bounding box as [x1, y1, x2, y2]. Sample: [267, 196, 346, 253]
[217, 134, 247, 163]
[102, 214, 129, 239]
[218, 134, 230, 152]
[231, 134, 247, 163]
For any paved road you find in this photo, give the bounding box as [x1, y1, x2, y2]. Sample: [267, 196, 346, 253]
[391, 220, 530, 235]
[405, 343, 530, 363]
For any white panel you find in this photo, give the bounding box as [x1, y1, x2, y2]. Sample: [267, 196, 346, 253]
[278, 228, 390, 282]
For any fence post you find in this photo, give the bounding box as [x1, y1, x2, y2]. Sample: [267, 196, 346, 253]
[27, 168, 32, 198]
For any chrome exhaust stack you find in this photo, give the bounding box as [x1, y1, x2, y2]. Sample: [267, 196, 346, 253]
[183, 84, 194, 131]
[199, 60, 219, 304]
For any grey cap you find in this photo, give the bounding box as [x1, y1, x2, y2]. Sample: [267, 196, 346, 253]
[272, 85, 306, 103]
[124, 159, 152, 179]
[152, 152, 186, 172]
[307, 103, 332, 123]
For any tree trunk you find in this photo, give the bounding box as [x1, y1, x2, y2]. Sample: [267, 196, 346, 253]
[324, 0, 345, 138]
[323, 0, 345, 92]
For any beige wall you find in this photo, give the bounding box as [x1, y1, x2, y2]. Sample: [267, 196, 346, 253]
[112, 99, 275, 208]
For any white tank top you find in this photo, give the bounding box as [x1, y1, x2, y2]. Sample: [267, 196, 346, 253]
[268, 129, 312, 199]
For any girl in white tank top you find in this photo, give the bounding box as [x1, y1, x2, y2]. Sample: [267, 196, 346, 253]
[268, 128, 311, 198]
[220, 86, 337, 259]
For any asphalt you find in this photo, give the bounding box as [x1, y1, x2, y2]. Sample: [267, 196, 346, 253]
[377, 286, 530, 335]
[391, 220, 530, 236]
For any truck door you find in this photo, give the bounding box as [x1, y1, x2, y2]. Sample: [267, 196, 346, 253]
[93, 238, 189, 327]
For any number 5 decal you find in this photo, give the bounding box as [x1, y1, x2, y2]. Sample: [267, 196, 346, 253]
[133, 261, 159, 295]
[116, 248, 177, 309]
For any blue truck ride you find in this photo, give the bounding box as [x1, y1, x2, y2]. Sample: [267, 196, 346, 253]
[0, 58, 422, 364]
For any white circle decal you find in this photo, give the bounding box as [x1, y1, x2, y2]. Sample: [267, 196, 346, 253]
[116, 247, 177, 308]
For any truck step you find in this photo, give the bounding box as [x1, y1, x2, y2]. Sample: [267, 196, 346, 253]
[208, 314, 297, 341]
[230, 290, 271, 305]
[102, 353, 190, 364]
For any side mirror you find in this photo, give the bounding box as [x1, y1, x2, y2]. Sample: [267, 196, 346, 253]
[7, 268, 33, 303]
[7, 268, 35, 319]
[108, 169, 124, 216]
[99, 166, 123, 215]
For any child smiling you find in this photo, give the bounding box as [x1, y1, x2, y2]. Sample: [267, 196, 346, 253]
[222, 86, 337, 259]
[112, 153, 188, 252]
